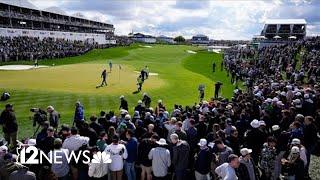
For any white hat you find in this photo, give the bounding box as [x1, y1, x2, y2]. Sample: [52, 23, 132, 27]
[120, 95, 125, 99]
[304, 94, 310, 99]
[291, 146, 300, 154]
[259, 120, 266, 126]
[280, 91, 286, 96]
[291, 138, 301, 145]
[265, 98, 272, 103]
[171, 117, 177, 121]
[27, 139, 37, 146]
[0, 145, 8, 152]
[158, 99, 162, 103]
[250, 119, 260, 128]
[226, 105, 232, 109]
[156, 138, 168, 145]
[295, 92, 302, 96]
[138, 100, 143, 104]
[295, 114, 304, 119]
[198, 139, 207, 146]
[272, 125, 280, 131]
[47, 105, 54, 110]
[293, 99, 302, 108]
[125, 114, 131, 120]
[286, 85, 292, 90]
[276, 101, 284, 106]
[255, 93, 262, 97]
[120, 109, 128, 115]
[240, 148, 252, 156]
[272, 97, 279, 102]
[143, 92, 147, 96]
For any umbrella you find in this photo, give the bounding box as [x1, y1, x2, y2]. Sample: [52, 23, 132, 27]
[273, 35, 281, 39]
[289, 36, 297, 39]
[255, 35, 267, 39]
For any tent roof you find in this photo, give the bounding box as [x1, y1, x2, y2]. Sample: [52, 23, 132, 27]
[265, 19, 307, 25]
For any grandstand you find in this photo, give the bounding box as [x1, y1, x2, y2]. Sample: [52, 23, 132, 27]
[0, 0, 115, 44]
[261, 19, 306, 40]
[190, 34, 210, 45]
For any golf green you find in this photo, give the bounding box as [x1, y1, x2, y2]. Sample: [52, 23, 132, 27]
[0, 44, 237, 138]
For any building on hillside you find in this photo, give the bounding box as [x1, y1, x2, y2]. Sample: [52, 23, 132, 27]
[157, 35, 175, 44]
[130, 33, 156, 43]
[191, 34, 210, 45]
[0, 0, 115, 44]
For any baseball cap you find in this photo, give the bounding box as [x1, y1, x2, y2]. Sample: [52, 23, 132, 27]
[240, 148, 252, 156]
[198, 139, 207, 147]
[291, 146, 300, 154]
[291, 138, 301, 145]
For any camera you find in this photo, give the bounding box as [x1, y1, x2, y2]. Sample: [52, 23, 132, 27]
[30, 108, 47, 127]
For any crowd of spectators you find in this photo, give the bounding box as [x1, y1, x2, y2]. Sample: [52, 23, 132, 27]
[0, 36, 94, 62]
[0, 37, 319, 180]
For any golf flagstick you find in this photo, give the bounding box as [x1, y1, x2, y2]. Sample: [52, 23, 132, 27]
[119, 64, 121, 83]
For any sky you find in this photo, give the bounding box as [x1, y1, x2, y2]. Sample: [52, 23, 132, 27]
[27, 0, 320, 40]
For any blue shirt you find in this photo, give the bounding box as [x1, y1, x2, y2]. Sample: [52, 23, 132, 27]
[125, 137, 138, 163]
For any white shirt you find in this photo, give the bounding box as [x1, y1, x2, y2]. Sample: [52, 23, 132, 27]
[215, 163, 238, 180]
[88, 162, 109, 178]
[104, 144, 128, 171]
[62, 134, 89, 151]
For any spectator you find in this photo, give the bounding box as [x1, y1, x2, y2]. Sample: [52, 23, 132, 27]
[215, 154, 240, 180]
[138, 134, 158, 180]
[280, 146, 305, 180]
[260, 136, 277, 180]
[142, 93, 151, 108]
[47, 106, 59, 130]
[38, 126, 55, 154]
[88, 147, 109, 179]
[74, 101, 84, 128]
[104, 135, 128, 180]
[0, 104, 18, 147]
[173, 121, 187, 141]
[194, 139, 212, 180]
[170, 133, 190, 180]
[148, 138, 171, 180]
[62, 127, 89, 151]
[124, 130, 138, 180]
[96, 131, 108, 151]
[89, 115, 103, 135]
[48, 138, 70, 180]
[237, 148, 258, 180]
[120, 95, 129, 111]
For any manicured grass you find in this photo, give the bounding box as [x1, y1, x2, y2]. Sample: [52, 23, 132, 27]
[0, 44, 227, 138]
[182, 50, 240, 98]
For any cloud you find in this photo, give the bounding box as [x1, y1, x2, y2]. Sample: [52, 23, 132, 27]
[28, 0, 320, 39]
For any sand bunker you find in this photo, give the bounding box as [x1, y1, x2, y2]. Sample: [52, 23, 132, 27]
[134, 71, 158, 76]
[140, 45, 153, 48]
[186, 50, 197, 54]
[0, 65, 49, 71]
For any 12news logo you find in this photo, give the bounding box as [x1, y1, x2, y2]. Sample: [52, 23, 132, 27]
[17, 146, 112, 164]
